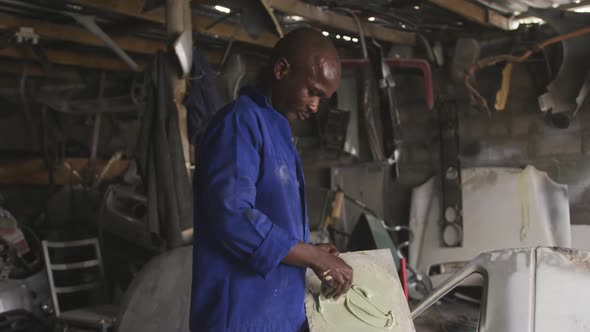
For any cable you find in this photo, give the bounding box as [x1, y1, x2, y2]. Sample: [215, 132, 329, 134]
[465, 26, 590, 114]
[338, 8, 368, 59]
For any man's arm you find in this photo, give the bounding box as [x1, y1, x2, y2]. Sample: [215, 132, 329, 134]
[283, 242, 353, 299]
[199, 109, 299, 278]
[199, 108, 352, 297]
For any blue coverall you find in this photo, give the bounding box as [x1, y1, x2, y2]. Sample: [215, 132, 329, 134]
[190, 87, 310, 332]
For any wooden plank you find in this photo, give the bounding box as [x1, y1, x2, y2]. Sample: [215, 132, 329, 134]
[263, 0, 416, 45]
[71, 0, 165, 23]
[429, 0, 510, 29]
[193, 16, 279, 48]
[70, 0, 278, 47]
[0, 60, 80, 80]
[72, 0, 413, 46]
[488, 10, 510, 30]
[0, 46, 139, 71]
[143, 0, 209, 13]
[0, 15, 165, 54]
[0, 159, 129, 185]
[0, 46, 224, 71]
[430, 0, 485, 22]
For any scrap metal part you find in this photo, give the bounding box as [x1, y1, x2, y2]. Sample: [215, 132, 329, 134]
[531, 8, 590, 118]
[437, 100, 463, 248]
[117, 246, 192, 332]
[408, 166, 571, 288]
[473, 0, 566, 14]
[0, 270, 52, 329]
[412, 247, 590, 332]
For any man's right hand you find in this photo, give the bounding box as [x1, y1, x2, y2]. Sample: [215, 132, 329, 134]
[282, 242, 353, 299]
[310, 249, 353, 299]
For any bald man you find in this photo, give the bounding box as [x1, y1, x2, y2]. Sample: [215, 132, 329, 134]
[190, 28, 353, 331]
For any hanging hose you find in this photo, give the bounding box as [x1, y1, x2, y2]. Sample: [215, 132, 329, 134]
[465, 26, 590, 114]
[339, 8, 368, 60]
[19, 63, 37, 149]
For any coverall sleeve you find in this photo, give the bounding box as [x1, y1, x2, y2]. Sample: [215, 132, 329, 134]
[199, 109, 299, 278]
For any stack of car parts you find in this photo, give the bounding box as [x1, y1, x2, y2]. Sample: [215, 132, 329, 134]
[408, 166, 571, 288]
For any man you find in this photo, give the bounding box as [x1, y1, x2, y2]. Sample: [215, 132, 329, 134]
[190, 28, 353, 332]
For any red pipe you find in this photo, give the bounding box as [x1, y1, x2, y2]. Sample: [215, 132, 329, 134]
[341, 58, 435, 110]
[401, 257, 408, 301]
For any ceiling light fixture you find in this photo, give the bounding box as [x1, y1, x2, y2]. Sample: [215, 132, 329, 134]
[336, 34, 341, 39]
[414, 5, 420, 10]
[289, 15, 304, 21]
[343, 35, 351, 41]
[322, 31, 330, 36]
[214, 5, 231, 13]
[352, 37, 359, 43]
[368, 16, 376, 22]
[551, 3, 559, 8]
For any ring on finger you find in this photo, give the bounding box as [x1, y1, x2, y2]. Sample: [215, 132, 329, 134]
[322, 269, 333, 281]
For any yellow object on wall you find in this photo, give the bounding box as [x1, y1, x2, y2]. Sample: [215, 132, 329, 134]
[495, 63, 513, 111]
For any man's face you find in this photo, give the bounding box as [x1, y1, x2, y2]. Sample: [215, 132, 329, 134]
[272, 53, 341, 121]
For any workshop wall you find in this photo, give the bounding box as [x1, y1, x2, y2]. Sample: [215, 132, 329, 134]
[458, 63, 590, 225]
[384, 60, 590, 228]
[395, 63, 590, 226]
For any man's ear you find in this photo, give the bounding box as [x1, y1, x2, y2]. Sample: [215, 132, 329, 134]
[273, 57, 290, 80]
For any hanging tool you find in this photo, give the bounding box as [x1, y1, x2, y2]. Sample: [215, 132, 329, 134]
[323, 190, 344, 231]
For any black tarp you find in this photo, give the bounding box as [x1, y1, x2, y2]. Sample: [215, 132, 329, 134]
[184, 46, 223, 145]
[136, 52, 193, 249]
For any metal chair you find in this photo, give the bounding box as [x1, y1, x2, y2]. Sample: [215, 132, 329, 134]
[42, 238, 118, 332]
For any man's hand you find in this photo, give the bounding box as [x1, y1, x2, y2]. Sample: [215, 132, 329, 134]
[282, 242, 353, 299]
[315, 243, 339, 256]
[310, 248, 352, 299]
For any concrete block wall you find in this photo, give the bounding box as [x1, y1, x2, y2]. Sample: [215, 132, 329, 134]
[394, 64, 590, 225]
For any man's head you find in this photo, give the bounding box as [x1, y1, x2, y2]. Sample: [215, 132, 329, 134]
[264, 28, 341, 121]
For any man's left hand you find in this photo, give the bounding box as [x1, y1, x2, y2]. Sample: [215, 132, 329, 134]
[315, 243, 339, 256]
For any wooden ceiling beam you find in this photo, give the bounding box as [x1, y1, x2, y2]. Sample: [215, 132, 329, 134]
[193, 16, 279, 48]
[0, 15, 166, 54]
[71, 0, 414, 47]
[263, 0, 416, 45]
[70, 0, 166, 23]
[71, 0, 277, 47]
[0, 60, 81, 80]
[428, 0, 510, 30]
[0, 46, 140, 71]
[0, 46, 224, 72]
